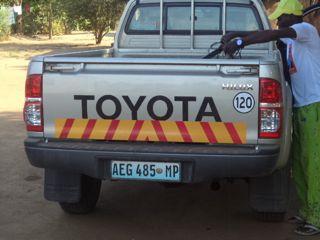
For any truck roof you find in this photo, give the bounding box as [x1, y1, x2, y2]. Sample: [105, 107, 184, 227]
[136, 0, 252, 3]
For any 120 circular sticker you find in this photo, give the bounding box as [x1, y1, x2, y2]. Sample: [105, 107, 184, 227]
[233, 92, 255, 114]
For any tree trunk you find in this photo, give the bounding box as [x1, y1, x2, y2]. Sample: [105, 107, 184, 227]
[16, 0, 23, 35]
[95, 29, 104, 45]
[16, 15, 23, 35]
[63, 21, 71, 35]
[48, 1, 53, 39]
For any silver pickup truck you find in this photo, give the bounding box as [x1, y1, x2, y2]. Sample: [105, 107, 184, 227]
[24, 0, 293, 221]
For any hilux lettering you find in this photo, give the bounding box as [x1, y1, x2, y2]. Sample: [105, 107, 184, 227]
[74, 95, 222, 122]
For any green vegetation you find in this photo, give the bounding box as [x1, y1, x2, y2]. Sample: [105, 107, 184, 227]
[67, 0, 126, 44]
[0, 0, 126, 43]
[0, 7, 10, 41]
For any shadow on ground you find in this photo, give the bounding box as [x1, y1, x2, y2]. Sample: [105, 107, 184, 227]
[0, 112, 314, 240]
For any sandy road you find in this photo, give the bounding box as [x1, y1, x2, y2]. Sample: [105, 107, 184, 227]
[0, 33, 318, 240]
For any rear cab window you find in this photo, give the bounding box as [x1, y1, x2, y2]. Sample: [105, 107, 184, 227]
[127, 4, 161, 34]
[125, 2, 263, 35]
[165, 4, 221, 34]
[226, 5, 262, 31]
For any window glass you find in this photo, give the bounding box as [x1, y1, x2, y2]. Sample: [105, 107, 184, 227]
[167, 6, 191, 31]
[167, 5, 221, 31]
[128, 6, 160, 31]
[127, 4, 260, 34]
[195, 6, 220, 31]
[226, 6, 261, 31]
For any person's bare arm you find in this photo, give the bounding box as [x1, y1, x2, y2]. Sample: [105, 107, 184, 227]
[242, 28, 297, 45]
[223, 28, 297, 56]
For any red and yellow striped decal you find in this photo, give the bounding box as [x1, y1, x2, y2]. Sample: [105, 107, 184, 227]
[55, 119, 247, 144]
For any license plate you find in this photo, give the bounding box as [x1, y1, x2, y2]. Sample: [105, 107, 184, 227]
[111, 161, 181, 182]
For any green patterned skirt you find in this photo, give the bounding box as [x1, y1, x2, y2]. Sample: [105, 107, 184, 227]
[293, 101, 320, 227]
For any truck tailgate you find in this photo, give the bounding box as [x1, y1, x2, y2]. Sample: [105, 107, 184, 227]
[43, 58, 260, 144]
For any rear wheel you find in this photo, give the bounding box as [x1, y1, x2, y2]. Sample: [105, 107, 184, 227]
[59, 175, 101, 214]
[249, 164, 291, 222]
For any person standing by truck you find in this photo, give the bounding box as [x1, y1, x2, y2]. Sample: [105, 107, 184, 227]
[221, 0, 320, 236]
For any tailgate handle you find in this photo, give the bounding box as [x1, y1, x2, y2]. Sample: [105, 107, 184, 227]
[45, 63, 84, 73]
[222, 67, 259, 75]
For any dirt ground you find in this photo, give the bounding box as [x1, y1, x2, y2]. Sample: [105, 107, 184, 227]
[0, 32, 318, 240]
[0, 32, 113, 112]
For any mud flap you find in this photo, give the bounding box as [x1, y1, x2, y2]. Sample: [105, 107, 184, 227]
[44, 169, 81, 203]
[249, 164, 290, 213]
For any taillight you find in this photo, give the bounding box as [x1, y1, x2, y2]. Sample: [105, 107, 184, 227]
[24, 74, 43, 132]
[259, 78, 282, 139]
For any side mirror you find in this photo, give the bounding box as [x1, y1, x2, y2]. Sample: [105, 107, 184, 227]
[303, 3, 320, 33]
[303, 3, 320, 17]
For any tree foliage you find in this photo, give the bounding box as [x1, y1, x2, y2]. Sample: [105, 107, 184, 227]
[66, 0, 127, 44]
[0, 7, 10, 40]
[0, 0, 16, 6]
[0, 0, 126, 43]
[19, 0, 76, 37]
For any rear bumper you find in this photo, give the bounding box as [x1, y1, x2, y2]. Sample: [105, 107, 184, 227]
[25, 138, 280, 183]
